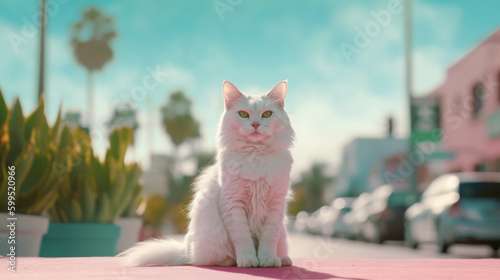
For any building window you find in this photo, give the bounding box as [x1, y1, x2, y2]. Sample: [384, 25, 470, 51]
[473, 83, 484, 116]
[474, 162, 486, 172]
[494, 158, 500, 172]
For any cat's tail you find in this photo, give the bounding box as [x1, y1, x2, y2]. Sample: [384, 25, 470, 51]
[117, 238, 188, 266]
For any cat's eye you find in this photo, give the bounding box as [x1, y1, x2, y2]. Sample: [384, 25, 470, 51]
[238, 111, 249, 118]
[262, 111, 273, 118]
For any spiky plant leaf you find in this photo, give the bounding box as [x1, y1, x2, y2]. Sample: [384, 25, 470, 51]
[0, 88, 7, 128]
[6, 99, 25, 166]
[24, 97, 44, 142]
[69, 198, 83, 222]
[35, 114, 50, 153]
[80, 179, 95, 222]
[49, 104, 62, 144]
[20, 153, 49, 195]
[95, 193, 111, 223]
[0, 161, 8, 212]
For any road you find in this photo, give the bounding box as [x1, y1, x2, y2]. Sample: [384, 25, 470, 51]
[288, 232, 498, 259]
[167, 232, 497, 259]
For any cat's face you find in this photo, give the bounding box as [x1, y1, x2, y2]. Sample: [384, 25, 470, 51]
[218, 81, 294, 151]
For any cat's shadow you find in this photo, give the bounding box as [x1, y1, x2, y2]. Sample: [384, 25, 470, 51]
[196, 265, 369, 280]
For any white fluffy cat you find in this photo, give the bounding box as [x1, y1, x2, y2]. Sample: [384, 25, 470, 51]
[119, 80, 295, 268]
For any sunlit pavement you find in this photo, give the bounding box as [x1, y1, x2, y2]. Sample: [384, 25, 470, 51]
[5, 234, 499, 280]
[6, 256, 499, 280]
[288, 232, 497, 259]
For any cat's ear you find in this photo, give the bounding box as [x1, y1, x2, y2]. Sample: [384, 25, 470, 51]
[267, 80, 287, 108]
[223, 81, 243, 110]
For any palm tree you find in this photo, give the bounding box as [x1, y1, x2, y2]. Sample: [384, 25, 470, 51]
[105, 105, 139, 141]
[105, 105, 139, 160]
[38, 0, 46, 101]
[296, 163, 333, 212]
[71, 6, 116, 131]
[160, 90, 200, 178]
[62, 111, 83, 129]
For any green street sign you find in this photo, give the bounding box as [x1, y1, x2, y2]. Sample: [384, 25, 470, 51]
[411, 97, 441, 143]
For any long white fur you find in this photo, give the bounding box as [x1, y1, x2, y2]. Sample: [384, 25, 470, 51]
[119, 80, 295, 267]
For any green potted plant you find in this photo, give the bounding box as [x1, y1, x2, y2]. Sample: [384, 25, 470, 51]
[0, 89, 70, 256]
[40, 127, 142, 257]
[115, 194, 145, 254]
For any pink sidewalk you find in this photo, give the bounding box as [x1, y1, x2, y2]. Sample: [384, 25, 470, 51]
[2, 257, 499, 280]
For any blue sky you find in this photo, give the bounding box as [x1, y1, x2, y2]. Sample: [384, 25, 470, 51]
[1, 0, 500, 177]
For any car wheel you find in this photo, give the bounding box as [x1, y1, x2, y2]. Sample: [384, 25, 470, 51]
[491, 244, 499, 252]
[437, 227, 450, 254]
[373, 223, 384, 244]
[405, 224, 418, 249]
[438, 241, 449, 253]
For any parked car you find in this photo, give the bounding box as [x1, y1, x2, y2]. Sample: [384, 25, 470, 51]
[306, 206, 329, 234]
[320, 197, 355, 237]
[343, 193, 371, 240]
[405, 172, 500, 253]
[294, 211, 309, 232]
[361, 185, 415, 243]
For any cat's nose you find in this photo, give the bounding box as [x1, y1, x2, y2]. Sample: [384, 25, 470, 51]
[251, 122, 260, 129]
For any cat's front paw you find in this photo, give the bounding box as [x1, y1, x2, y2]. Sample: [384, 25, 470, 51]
[237, 255, 259, 268]
[258, 255, 281, 268]
[281, 256, 293, 266]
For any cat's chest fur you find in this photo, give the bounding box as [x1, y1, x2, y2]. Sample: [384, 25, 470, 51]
[220, 150, 293, 184]
[218, 150, 292, 235]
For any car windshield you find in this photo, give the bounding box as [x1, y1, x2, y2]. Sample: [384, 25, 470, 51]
[340, 207, 352, 215]
[388, 192, 409, 206]
[459, 182, 500, 199]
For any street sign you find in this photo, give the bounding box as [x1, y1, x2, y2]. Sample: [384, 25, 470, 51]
[411, 97, 441, 143]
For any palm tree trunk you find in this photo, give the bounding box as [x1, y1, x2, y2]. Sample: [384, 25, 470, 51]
[167, 146, 180, 204]
[172, 146, 179, 178]
[88, 71, 94, 132]
[37, 0, 46, 102]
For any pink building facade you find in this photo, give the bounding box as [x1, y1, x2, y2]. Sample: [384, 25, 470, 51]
[435, 29, 500, 172]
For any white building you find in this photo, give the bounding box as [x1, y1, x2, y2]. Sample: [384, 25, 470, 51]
[142, 154, 174, 197]
[334, 137, 408, 197]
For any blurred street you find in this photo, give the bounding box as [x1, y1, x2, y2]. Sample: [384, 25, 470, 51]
[288, 232, 497, 259]
[168, 232, 497, 259]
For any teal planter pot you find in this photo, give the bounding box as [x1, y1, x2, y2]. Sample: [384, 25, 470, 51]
[40, 223, 121, 257]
